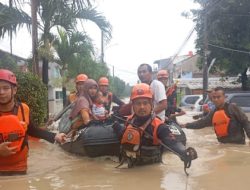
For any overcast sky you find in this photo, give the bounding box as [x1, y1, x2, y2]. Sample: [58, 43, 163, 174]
[0, 0, 199, 85]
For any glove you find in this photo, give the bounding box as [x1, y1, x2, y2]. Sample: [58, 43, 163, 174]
[182, 147, 198, 168]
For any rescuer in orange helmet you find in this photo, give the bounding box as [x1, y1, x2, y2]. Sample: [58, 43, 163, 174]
[68, 74, 88, 104]
[98, 77, 124, 113]
[0, 69, 66, 175]
[113, 83, 197, 169]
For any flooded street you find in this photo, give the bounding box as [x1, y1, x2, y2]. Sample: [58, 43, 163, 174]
[1, 112, 250, 190]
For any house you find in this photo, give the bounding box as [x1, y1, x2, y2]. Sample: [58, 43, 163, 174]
[0, 49, 28, 72]
[0, 49, 63, 115]
[176, 77, 241, 95]
[153, 52, 242, 95]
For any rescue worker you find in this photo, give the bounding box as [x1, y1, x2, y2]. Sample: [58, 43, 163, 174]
[182, 87, 250, 144]
[157, 69, 183, 121]
[193, 89, 215, 120]
[0, 69, 66, 175]
[98, 77, 124, 113]
[68, 74, 88, 104]
[113, 83, 197, 167]
[137, 64, 167, 121]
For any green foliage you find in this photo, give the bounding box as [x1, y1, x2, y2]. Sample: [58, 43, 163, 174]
[0, 54, 18, 72]
[15, 72, 47, 126]
[192, 0, 250, 89]
[0, 2, 31, 38]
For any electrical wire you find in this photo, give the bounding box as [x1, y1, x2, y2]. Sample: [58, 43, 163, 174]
[208, 43, 250, 55]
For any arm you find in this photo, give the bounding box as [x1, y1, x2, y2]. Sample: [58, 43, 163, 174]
[112, 94, 125, 106]
[185, 111, 214, 129]
[152, 81, 167, 114]
[170, 108, 186, 118]
[27, 122, 56, 143]
[157, 125, 196, 161]
[229, 104, 250, 138]
[154, 99, 167, 114]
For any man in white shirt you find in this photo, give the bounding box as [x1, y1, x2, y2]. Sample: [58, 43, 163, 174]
[137, 64, 167, 120]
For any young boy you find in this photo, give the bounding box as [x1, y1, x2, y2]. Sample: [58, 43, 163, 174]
[92, 92, 109, 121]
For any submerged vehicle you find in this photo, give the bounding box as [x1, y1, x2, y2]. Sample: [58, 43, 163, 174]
[57, 105, 187, 157]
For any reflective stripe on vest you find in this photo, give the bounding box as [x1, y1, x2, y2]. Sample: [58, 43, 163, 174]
[212, 109, 230, 138]
[121, 116, 163, 147]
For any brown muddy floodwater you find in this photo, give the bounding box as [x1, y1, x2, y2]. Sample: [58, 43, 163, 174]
[1, 112, 250, 190]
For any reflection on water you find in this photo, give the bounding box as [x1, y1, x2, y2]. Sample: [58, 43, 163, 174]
[1, 113, 250, 190]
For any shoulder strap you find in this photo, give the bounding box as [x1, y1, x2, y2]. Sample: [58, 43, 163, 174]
[223, 102, 232, 119]
[13, 101, 25, 122]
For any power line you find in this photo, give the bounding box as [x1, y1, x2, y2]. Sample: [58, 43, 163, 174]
[208, 43, 250, 55]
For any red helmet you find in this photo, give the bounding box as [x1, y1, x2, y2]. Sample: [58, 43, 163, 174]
[75, 74, 88, 83]
[130, 83, 153, 101]
[157, 70, 169, 79]
[98, 77, 109, 86]
[0, 69, 17, 85]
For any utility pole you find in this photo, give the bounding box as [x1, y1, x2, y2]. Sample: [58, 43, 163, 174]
[101, 31, 104, 63]
[31, 0, 39, 75]
[203, 4, 209, 102]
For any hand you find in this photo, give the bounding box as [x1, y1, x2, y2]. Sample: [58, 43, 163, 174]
[169, 114, 175, 119]
[54, 133, 67, 144]
[192, 115, 200, 120]
[0, 142, 17, 157]
[180, 124, 187, 128]
[181, 147, 198, 167]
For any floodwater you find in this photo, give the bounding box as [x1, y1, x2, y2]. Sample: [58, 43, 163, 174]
[1, 112, 250, 190]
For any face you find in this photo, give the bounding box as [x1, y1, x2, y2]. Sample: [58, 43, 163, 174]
[132, 98, 152, 117]
[158, 77, 168, 87]
[99, 85, 108, 94]
[76, 81, 85, 92]
[88, 86, 98, 98]
[96, 95, 103, 104]
[212, 90, 225, 108]
[0, 81, 16, 105]
[137, 65, 152, 83]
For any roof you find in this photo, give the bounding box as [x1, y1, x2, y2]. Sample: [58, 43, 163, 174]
[177, 77, 241, 90]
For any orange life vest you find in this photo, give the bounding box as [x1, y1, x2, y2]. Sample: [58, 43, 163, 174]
[68, 92, 77, 104]
[212, 109, 230, 138]
[0, 102, 30, 173]
[121, 116, 163, 152]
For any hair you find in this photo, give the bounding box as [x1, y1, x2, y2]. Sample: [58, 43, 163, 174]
[214, 86, 225, 95]
[137, 63, 152, 73]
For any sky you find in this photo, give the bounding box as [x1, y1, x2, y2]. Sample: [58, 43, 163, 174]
[0, 0, 199, 85]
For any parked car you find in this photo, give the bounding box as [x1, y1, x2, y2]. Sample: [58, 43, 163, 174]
[226, 93, 250, 117]
[179, 95, 203, 111]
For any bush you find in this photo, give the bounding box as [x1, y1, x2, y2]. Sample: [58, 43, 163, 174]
[16, 72, 47, 126]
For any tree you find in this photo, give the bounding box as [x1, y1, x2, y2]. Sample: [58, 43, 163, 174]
[192, 0, 250, 90]
[53, 28, 94, 106]
[0, 2, 31, 39]
[37, 0, 112, 86]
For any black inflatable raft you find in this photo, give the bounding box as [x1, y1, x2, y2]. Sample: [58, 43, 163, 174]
[57, 107, 186, 157]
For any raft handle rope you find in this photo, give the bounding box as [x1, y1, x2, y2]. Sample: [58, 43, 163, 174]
[112, 114, 197, 176]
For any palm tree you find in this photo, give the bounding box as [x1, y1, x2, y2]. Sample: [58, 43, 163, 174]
[37, 0, 112, 86]
[0, 2, 32, 42]
[53, 28, 94, 106]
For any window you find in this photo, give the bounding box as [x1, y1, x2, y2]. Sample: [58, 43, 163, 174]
[55, 91, 63, 100]
[230, 96, 250, 107]
[185, 96, 199, 104]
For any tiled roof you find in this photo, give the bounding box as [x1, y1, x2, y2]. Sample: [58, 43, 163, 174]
[177, 77, 241, 89]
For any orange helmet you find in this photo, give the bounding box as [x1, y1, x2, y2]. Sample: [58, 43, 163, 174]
[130, 83, 153, 101]
[98, 77, 109, 86]
[0, 69, 17, 85]
[157, 70, 169, 79]
[75, 74, 88, 83]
